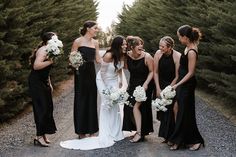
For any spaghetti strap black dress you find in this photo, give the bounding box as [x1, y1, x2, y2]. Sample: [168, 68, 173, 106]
[169, 49, 204, 145]
[74, 46, 98, 134]
[122, 55, 153, 136]
[157, 51, 176, 140]
[28, 65, 57, 136]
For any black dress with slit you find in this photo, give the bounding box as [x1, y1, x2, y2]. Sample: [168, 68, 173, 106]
[28, 65, 57, 136]
[157, 51, 176, 140]
[74, 46, 98, 134]
[169, 49, 204, 145]
[122, 55, 154, 136]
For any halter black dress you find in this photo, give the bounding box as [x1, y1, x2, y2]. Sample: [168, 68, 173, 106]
[169, 49, 204, 145]
[122, 55, 154, 136]
[28, 65, 57, 136]
[157, 51, 176, 140]
[74, 46, 98, 134]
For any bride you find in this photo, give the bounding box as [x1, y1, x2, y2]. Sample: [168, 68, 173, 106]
[60, 35, 128, 150]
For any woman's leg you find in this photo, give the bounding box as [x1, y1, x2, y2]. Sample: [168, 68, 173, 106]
[173, 101, 178, 122]
[130, 102, 142, 142]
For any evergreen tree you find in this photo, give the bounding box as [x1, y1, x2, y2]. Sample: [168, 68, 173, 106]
[0, 0, 98, 122]
[116, 0, 236, 105]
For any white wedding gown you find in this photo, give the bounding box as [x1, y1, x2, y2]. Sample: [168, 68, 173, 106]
[60, 60, 127, 150]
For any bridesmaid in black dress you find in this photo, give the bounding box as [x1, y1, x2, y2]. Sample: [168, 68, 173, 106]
[122, 36, 154, 142]
[153, 36, 180, 144]
[28, 32, 57, 147]
[70, 21, 101, 139]
[169, 25, 204, 150]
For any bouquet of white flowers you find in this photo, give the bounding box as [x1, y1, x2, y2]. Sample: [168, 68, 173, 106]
[102, 87, 129, 109]
[152, 99, 168, 112]
[133, 85, 147, 102]
[69, 51, 84, 70]
[46, 35, 63, 58]
[160, 85, 176, 99]
[152, 85, 176, 112]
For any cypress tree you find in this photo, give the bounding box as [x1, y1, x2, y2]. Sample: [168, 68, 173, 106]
[0, 0, 98, 122]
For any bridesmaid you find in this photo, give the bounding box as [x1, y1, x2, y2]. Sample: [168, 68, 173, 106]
[169, 25, 204, 150]
[71, 21, 101, 139]
[28, 32, 57, 147]
[122, 36, 154, 142]
[153, 36, 180, 145]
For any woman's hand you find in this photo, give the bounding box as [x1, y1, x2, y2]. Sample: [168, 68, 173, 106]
[70, 51, 77, 55]
[172, 84, 177, 90]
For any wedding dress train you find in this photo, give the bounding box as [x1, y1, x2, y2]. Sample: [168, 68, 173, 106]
[60, 61, 127, 150]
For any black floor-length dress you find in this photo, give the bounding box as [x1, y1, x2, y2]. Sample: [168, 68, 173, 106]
[122, 55, 154, 136]
[169, 49, 204, 145]
[157, 51, 176, 140]
[74, 46, 98, 134]
[28, 65, 57, 136]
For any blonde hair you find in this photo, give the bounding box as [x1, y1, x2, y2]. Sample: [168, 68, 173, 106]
[160, 36, 175, 48]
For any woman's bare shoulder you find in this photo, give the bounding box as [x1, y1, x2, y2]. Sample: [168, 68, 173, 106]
[102, 52, 113, 63]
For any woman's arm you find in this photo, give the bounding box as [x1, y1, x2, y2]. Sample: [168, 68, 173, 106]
[94, 40, 102, 64]
[71, 38, 80, 52]
[170, 50, 181, 86]
[33, 47, 53, 70]
[143, 53, 154, 90]
[153, 50, 162, 97]
[99, 52, 112, 87]
[123, 51, 131, 69]
[172, 50, 197, 89]
[48, 76, 53, 92]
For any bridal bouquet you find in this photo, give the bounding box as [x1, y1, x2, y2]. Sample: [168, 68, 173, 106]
[69, 51, 84, 70]
[102, 87, 129, 109]
[152, 85, 176, 112]
[46, 35, 63, 59]
[133, 85, 147, 102]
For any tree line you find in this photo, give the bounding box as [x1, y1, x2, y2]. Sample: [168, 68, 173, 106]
[0, 0, 98, 122]
[115, 0, 236, 109]
[0, 0, 235, 122]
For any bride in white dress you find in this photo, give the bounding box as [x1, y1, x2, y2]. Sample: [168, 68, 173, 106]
[60, 36, 127, 150]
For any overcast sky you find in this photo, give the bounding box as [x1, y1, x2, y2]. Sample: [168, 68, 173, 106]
[96, 0, 135, 31]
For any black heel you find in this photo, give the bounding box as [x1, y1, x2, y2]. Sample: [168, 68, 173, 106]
[130, 132, 143, 143]
[170, 144, 179, 150]
[34, 138, 49, 147]
[189, 143, 204, 151]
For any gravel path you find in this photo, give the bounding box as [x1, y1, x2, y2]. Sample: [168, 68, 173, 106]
[0, 70, 235, 157]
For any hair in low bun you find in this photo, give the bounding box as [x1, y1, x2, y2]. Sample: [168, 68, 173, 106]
[80, 20, 97, 36]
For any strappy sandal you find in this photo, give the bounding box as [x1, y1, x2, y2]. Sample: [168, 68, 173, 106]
[33, 136, 49, 147]
[43, 135, 51, 144]
[78, 134, 86, 139]
[189, 143, 204, 151]
[129, 132, 143, 143]
[170, 144, 179, 150]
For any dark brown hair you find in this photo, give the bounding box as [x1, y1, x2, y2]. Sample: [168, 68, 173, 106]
[29, 32, 55, 66]
[126, 36, 141, 51]
[178, 25, 202, 43]
[106, 35, 125, 71]
[80, 21, 97, 36]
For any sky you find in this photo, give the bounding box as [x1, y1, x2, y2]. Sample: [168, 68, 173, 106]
[96, 0, 135, 31]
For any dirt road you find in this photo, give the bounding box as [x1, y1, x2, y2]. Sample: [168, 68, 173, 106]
[0, 64, 235, 157]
